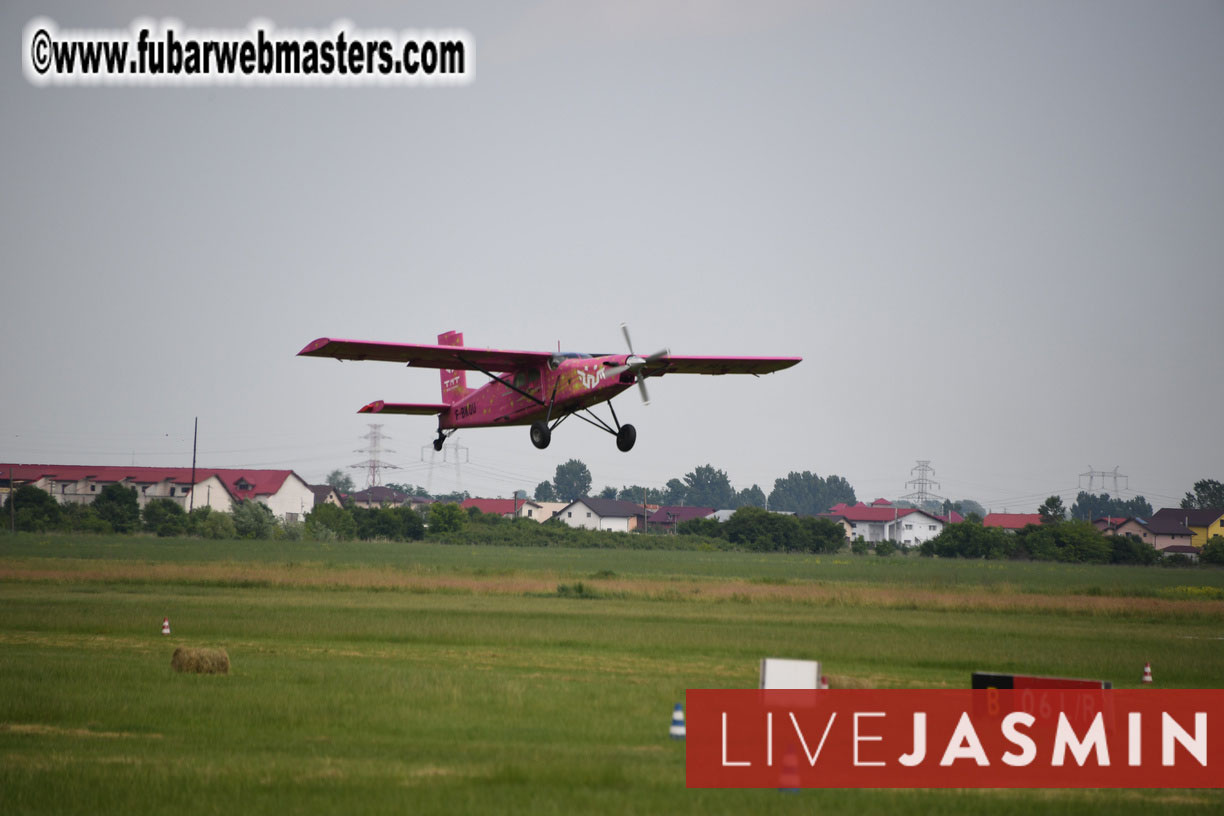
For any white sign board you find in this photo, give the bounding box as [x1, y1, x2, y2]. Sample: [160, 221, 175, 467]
[759, 657, 821, 690]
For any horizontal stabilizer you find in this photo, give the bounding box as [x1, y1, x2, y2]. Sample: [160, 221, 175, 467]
[358, 401, 449, 415]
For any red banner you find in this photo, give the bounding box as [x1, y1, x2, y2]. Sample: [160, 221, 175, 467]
[685, 689, 1223, 788]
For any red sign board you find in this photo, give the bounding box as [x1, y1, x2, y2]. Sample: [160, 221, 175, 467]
[685, 689, 1222, 788]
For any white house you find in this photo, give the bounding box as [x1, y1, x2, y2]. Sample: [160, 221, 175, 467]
[555, 498, 643, 532]
[824, 501, 953, 546]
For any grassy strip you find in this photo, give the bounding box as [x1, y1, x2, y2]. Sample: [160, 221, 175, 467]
[4, 557, 1224, 620]
[2, 583, 1222, 816]
[4, 532, 1224, 598]
[3, 541, 1223, 815]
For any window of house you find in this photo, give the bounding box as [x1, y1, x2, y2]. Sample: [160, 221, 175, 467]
[169, 487, 175, 496]
[567, 512, 572, 518]
[285, 512, 298, 523]
[90, 484, 96, 491]
[586, 512, 592, 518]
[527, 509, 533, 517]
[929, 525, 936, 531]
[905, 524, 912, 530]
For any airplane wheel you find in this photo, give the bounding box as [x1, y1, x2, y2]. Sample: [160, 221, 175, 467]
[433, 437, 444, 452]
[616, 424, 636, 452]
[530, 421, 551, 450]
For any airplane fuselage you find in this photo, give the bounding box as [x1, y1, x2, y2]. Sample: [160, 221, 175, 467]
[438, 355, 634, 430]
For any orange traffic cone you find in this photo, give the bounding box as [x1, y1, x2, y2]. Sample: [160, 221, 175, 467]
[1142, 662, 1152, 684]
[161, 617, 171, 636]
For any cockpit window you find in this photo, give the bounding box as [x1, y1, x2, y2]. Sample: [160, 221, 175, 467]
[549, 351, 599, 369]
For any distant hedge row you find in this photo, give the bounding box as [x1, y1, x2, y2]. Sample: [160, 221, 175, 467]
[918, 518, 1224, 567]
[5, 485, 1221, 565]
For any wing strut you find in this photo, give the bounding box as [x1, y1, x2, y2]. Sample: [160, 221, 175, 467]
[457, 355, 548, 408]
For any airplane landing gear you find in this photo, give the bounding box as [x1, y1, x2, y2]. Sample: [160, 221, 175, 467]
[434, 431, 446, 452]
[616, 424, 636, 452]
[530, 420, 552, 450]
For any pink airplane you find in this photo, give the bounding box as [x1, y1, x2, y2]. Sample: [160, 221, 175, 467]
[298, 327, 801, 452]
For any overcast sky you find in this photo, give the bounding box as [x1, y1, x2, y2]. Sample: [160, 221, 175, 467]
[3, 1, 1222, 513]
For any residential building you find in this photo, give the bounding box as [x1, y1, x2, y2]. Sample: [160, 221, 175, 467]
[646, 506, 715, 533]
[1162, 545, 1201, 562]
[982, 513, 1043, 532]
[346, 486, 414, 508]
[811, 514, 853, 541]
[532, 501, 568, 521]
[309, 485, 344, 508]
[711, 507, 794, 522]
[1101, 517, 1193, 551]
[0, 463, 314, 522]
[825, 501, 947, 546]
[1092, 517, 1127, 532]
[555, 498, 644, 532]
[461, 497, 545, 520]
[1150, 508, 1224, 548]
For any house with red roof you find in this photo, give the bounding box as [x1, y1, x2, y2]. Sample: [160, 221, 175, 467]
[1092, 516, 1128, 532]
[823, 501, 948, 546]
[461, 497, 545, 521]
[1, 463, 315, 522]
[983, 513, 1043, 532]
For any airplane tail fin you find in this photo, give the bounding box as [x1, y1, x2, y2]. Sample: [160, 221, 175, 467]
[438, 330, 467, 405]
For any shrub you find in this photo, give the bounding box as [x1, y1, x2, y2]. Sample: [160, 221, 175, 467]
[4, 486, 62, 532]
[188, 507, 237, 539]
[428, 503, 465, 534]
[1201, 536, 1224, 566]
[93, 484, 141, 533]
[306, 503, 357, 540]
[1110, 533, 1160, 566]
[143, 498, 188, 537]
[58, 502, 111, 534]
[231, 500, 278, 539]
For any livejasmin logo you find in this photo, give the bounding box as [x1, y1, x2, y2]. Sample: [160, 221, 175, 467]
[686, 690, 1223, 788]
[576, 367, 607, 389]
[720, 709, 1204, 768]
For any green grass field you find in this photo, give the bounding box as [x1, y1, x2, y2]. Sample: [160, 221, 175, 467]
[2, 533, 1222, 814]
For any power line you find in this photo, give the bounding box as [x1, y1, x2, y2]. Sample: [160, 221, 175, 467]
[900, 460, 944, 506]
[1078, 465, 1129, 494]
[350, 424, 399, 489]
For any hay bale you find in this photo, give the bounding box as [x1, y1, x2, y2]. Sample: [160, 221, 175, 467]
[171, 646, 230, 675]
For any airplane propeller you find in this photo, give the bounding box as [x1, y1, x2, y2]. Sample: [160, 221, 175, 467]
[608, 323, 669, 404]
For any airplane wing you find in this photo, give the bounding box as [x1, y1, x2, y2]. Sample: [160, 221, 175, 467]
[643, 355, 802, 376]
[359, 401, 449, 415]
[298, 338, 553, 372]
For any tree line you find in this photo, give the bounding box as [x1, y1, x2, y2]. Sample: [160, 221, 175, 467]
[920, 513, 1224, 566]
[2, 483, 431, 542]
[530, 460, 860, 516]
